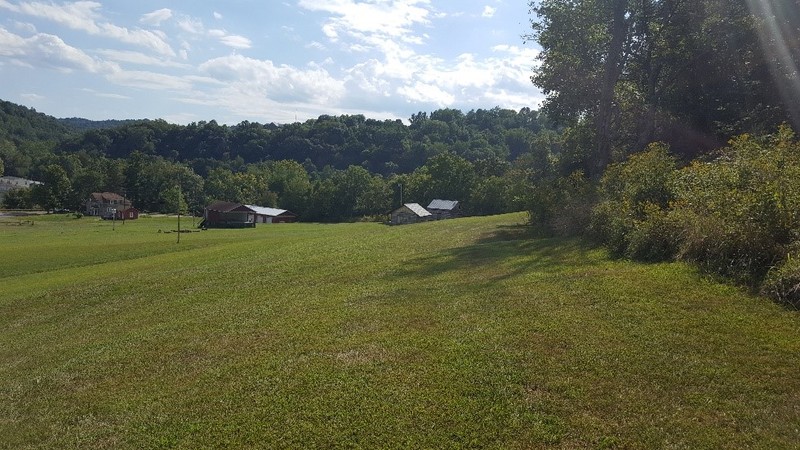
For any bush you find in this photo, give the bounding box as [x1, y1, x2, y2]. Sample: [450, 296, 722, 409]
[625, 205, 681, 262]
[529, 171, 596, 237]
[589, 200, 631, 257]
[590, 143, 677, 259]
[671, 126, 800, 287]
[761, 254, 800, 309]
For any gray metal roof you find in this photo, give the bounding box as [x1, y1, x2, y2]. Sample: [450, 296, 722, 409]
[403, 203, 432, 217]
[245, 205, 291, 217]
[427, 199, 459, 211]
[206, 201, 248, 213]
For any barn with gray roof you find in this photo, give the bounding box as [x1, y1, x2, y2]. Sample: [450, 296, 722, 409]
[427, 199, 461, 219]
[390, 203, 432, 225]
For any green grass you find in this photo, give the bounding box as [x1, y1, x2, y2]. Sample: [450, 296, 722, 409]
[1, 213, 798, 448]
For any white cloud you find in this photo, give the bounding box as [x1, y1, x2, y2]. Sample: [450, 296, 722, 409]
[322, 23, 338, 40]
[140, 8, 172, 26]
[13, 20, 36, 33]
[306, 41, 326, 50]
[298, 0, 431, 43]
[213, 11, 222, 20]
[0, 26, 27, 54]
[180, 19, 252, 49]
[196, 54, 346, 121]
[95, 49, 190, 68]
[98, 23, 174, 56]
[177, 17, 204, 34]
[397, 81, 455, 106]
[219, 34, 251, 49]
[0, 0, 101, 32]
[81, 88, 130, 100]
[346, 59, 393, 95]
[20, 92, 44, 101]
[106, 69, 192, 91]
[0, 27, 108, 73]
[482, 6, 496, 18]
[337, 36, 541, 110]
[0, 1, 175, 56]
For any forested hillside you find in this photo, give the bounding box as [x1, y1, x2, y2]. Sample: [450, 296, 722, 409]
[0, 100, 559, 222]
[0, 99, 72, 143]
[56, 117, 142, 132]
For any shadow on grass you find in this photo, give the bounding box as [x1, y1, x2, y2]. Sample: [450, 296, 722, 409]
[388, 224, 600, 283]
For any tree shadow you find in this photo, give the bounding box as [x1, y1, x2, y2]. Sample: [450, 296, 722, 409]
[386, 224, 601, 284]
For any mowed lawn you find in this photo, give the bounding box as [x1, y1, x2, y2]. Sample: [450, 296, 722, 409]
[1, 213, 798, 449]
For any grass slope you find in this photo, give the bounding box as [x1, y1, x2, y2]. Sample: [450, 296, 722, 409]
[1, 213, 798, 448]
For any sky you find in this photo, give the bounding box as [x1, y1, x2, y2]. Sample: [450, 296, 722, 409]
[0, 0, 543, 125]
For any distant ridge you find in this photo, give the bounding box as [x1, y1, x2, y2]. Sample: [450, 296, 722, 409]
[56, 117, 143, 132]
[0, 99, 143, 143]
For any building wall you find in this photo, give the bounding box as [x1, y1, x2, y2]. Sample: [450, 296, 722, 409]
[205, 210, 255, 228]
[85, 199, 130, 216]
[272, 215, 297, 223]
[391, 208, 426, 225]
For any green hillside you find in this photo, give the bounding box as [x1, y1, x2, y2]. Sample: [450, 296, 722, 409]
[1, 213, 798, 448]
[0, 99, 72, 143]
[0, 99, 138, 144]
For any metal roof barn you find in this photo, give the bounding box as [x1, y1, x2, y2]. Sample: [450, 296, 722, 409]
[245, 205, 298, 223]
[427, 199, 461, 219]
[390, 203, 432, 225]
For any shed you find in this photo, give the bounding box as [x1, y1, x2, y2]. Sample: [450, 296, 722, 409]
[427, 199, 461, 219]
[116, 207, 139, 220]
[245, 205, 298, 223]
[203, 201, 256, 228]
[390, 203, 432, 225]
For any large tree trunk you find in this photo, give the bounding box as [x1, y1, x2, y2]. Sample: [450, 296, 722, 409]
[594, 0, 629, 177]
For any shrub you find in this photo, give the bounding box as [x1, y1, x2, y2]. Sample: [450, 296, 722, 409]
[590, 143, 678, 259]
[761, 253, 800, 309]
[625, 204, 681, 262]
[671, 126, 800, 287]
[589, 199, 631, 257]
[529, 171, 596, 237]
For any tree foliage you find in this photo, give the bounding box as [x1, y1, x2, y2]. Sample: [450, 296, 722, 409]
[527, 0, 799, 173]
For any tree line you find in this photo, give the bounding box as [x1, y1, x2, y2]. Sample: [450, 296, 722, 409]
[0, 104, 555, 221]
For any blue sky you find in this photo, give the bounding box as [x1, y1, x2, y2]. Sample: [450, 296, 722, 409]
[0, 1, 543, 124]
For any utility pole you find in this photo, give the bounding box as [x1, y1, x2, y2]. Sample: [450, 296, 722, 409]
[177, 184, 181, 244]
[121, 189, 127, 225]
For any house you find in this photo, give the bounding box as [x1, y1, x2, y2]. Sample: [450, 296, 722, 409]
[0, 176, 42, 202]
[427, 199, 461, 219]
[203, 201, 256, 228]
[85, 192, 132, 218]
[390, 203, 432, 225]
[245, 205, 298, 223]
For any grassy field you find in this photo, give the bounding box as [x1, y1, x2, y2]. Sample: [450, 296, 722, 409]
[1, 212, 798, 448]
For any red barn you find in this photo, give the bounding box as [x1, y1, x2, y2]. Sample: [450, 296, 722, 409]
[203, 201, 256, 228]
